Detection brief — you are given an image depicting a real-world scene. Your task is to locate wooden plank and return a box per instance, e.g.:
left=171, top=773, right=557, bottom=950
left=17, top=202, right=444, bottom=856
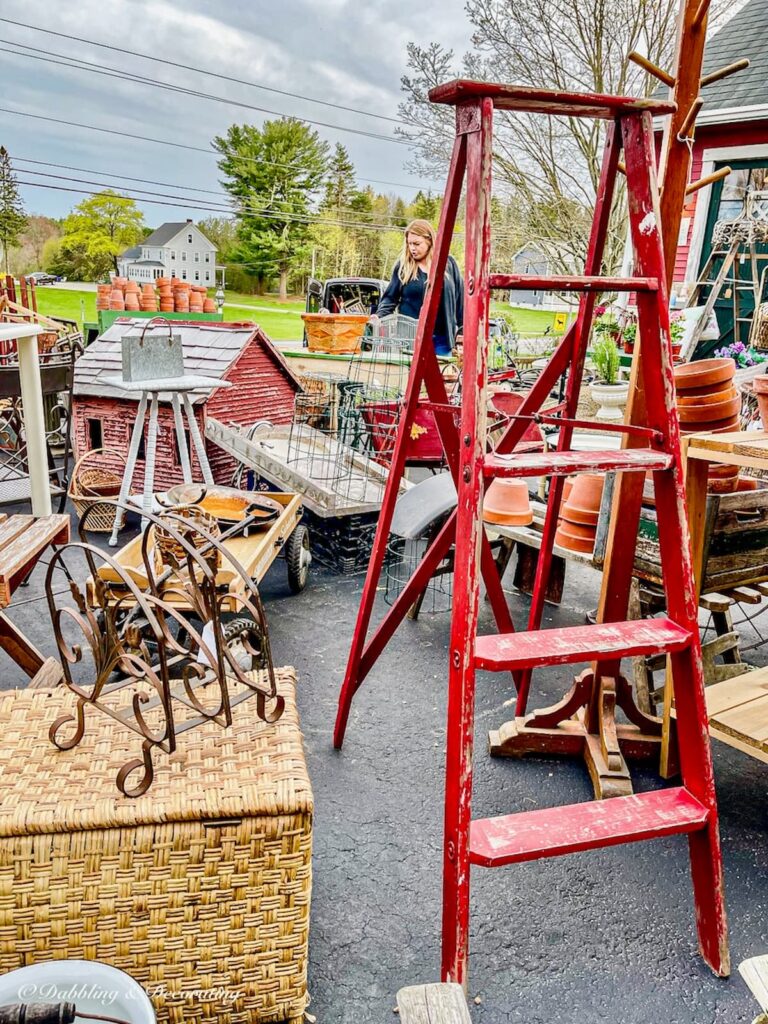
left=0, top=611, right=44, bottom=676
left=0, top=514, right=69, bottom=607
left=396, top=984, right=472, bottom=1024
left=740, top=956, right=768, bottom=1013
left=711, top=698, right=768, bottom=748
left=469, top=788, right=709, bottom=867
left=723, top=586, right=763, bottom=605
left=27, top=656, right=64, bottom=689
left=703, top=668, right=768, bottom=717
left=475, top=618, right=690, bottom=672
left=485, top=448, right=672, bottom=477
left=427, top=79, right=676, bottom=118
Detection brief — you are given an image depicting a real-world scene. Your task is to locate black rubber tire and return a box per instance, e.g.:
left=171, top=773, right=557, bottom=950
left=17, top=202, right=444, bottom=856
left=285, top=524, right=311, bottom=593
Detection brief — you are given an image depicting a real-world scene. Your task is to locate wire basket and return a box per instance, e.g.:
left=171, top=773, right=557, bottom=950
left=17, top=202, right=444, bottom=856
left=69, top=447, right=123, bottom=532
left=385, top=533, right=454, bottom=614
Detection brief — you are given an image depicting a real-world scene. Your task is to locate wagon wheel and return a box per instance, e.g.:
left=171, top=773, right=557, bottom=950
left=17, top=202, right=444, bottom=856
left=221, top=616, right=267, bottom=672
left=285, top=524, right=311, bottom=593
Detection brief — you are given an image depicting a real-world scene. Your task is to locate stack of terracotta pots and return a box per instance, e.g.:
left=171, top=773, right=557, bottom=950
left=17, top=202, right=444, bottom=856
left=753, top=374, right=768, bottom=427
left=109, top=286, right=125, bottom=310
left=174, top=284, right=190, bottom=313
left=482, top=479, right=533, bottom=527
left=96, top=283, right=112, bottom=311
left=189, top=286, right=204, bottom=313
left=674, top=357, right=739, bottom=494
left=203, top=297, right=217, bottom=313
left=140, top=283, right=158, bottom=312
left=124, top=280, right=141, bottom=311
left=555, top=473, right=603, bottom=553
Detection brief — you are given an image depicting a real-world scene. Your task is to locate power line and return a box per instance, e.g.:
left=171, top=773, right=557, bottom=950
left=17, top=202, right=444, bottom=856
left=0, top=42, right=414, bottom=148
left=16, top=166, right=426, bottom=231
left=1, top=110, right=443, bottom=193
left=14, top=177, right=423, bottom=233
left=0, top=16, right=404, bottom=127
left=14, top=154, right=442, bottom=197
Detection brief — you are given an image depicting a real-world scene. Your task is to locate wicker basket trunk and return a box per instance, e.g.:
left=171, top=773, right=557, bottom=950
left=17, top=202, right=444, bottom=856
left=0, top=668, right=311, bottom=1024
left=301, top=313, right=368, bottom=353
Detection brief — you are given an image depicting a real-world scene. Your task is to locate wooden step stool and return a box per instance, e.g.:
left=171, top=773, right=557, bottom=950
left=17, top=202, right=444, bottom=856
left=0, top=667, right=311, bottom=1024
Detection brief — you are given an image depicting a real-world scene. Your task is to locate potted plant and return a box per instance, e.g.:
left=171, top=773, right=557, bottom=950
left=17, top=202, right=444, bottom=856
left=590, top=334, right=629, bottom=420
left=670, top=314, right=685, bottom=360
left=621, top=322, right=637, bottom=354
left=593, top=308, right=621, bottom=343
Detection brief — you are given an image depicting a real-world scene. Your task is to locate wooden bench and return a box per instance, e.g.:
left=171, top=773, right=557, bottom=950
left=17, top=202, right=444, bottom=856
left=0, top=514, right=69, bottom=680
left=700, top=666, right=768, bottom=764
left=397, top=983, right=472, bottom=1023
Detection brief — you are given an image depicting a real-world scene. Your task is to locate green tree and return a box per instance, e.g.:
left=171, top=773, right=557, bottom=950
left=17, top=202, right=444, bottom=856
left=0, top=148, right=27, bottom=275
left=410, top=190, right=440, bottom=222
left=59, top=191, right=145, bottom=280
left=322, top=144, right=357, bottom=213
left=214, top=118, right=329, bottom=299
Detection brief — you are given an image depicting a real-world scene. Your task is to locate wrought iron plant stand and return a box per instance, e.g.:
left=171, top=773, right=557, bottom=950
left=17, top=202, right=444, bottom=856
left=44, top=498, right=284, bottom=797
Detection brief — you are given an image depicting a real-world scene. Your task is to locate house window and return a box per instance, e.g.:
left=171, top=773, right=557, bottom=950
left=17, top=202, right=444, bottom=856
left=187, top=233, right=193, bottom=244
left=194, top=271, right=199, bottom=281
left=181, top=252, right=186, bottom=262
left=182, top=269, right=187, bottom=280
left=204, top=253, right=210, bottom=263
left=204, top=271, right=210, bottom=282
left=194, top=252, right=199, bottom=262
left=87, top=418, right=102, bottom=449
left=171, top=250, right=176, bottom=260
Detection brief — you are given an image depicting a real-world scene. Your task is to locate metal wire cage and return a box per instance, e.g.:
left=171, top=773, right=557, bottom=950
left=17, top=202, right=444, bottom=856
left=384, top=532, right=454, bottom=615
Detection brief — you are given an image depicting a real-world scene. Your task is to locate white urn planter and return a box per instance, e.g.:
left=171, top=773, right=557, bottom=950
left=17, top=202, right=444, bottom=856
left=590, top=380, right=630, bottom=421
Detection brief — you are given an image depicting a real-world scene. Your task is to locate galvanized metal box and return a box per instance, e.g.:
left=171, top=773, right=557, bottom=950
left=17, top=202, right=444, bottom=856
left=121, top=326, right=184, bottom=382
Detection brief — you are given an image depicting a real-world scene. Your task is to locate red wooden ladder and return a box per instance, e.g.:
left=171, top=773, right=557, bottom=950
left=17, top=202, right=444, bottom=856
left=334, top=79, right=729, bottom=985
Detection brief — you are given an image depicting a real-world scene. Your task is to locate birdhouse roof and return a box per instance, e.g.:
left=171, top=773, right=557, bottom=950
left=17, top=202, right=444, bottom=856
left=73, top=319, right=302, bottom=404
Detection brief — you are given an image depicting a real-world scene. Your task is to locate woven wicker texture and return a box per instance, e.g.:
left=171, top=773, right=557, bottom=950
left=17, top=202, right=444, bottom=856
left=0, top=667, right=311, bottom=1024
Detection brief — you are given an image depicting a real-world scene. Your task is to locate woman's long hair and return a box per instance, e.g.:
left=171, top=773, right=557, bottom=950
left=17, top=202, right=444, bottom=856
left=397, top=219, right=436, bottom=284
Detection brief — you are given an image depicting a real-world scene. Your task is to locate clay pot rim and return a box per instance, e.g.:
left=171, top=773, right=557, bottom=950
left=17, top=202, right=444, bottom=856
left=674, top=358, right=735, bottom=390
left=555, top=519, right=596, bottom=540
left=483, top=509, right=534, bottom=526
left=561, top=502, right=599, bottom=526
left=677, top=396, right=741, bottom=423
left=677, top=386, right=737, bottom=407
left=554, top=525, right=595, bottom=553
left=752, top=375, right=768, bottom=393
left=675, top=378, right=733, bottom=398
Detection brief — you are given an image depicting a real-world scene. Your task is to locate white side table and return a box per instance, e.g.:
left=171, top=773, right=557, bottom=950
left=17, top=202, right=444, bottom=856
left=0, top=322, right=50, bottom=516
left=104, top=374, right=231, bottom=545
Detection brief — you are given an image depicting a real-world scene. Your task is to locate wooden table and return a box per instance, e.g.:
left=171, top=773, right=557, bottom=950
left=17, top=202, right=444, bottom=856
left=667, top=430, right=768, bottom=765
left=0, top=514, right=69, bottom=680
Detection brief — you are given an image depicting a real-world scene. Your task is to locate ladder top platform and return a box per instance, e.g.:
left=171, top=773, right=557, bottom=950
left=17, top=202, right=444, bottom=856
left=428, top=80, right=677, bottom=119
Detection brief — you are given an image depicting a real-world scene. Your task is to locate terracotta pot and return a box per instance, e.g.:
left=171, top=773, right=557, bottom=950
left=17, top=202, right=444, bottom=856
left=203, top=298, right=216, bottom=313
left=554, top=520, right=596, bottom=553
left=677, top=385, right=737, bottom=408
left=124, top=295, right=140, bottom=311
left=674, top=377, right=734, bottom=399
left=483, top=479, right=533, bottom=526
left=681, top=413, right=740, bottom=434
left=677, top=393, right=741, bottom=424
left=736, top=476, right=758, bottom=491
left=109, top=289, right=125, bottom=310
left=140, top=299, right=158, bottom=312
left=125, top=280, right=140, bottom=293
left=707, top=463, right=739, bottom=480
left=674, top=358, right=735, bottom=391
left=159, top=299, right=174, bottom=312
left=753, top=375, right=768, bottom=426
left=707, top=476, right=739, bottom=494
left=562, top=473, right=604, bottom=526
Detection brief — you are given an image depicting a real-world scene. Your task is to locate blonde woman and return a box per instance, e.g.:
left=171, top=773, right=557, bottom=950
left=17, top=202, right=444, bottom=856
left=373, top=219, right=463, bottom=356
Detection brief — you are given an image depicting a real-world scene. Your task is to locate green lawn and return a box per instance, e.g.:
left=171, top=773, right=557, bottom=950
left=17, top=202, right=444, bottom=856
left=34, top=286, right=571, bottom=343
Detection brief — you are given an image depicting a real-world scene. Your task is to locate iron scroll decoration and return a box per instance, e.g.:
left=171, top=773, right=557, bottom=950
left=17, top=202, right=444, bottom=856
left=45, top=499, right=284, bottom=797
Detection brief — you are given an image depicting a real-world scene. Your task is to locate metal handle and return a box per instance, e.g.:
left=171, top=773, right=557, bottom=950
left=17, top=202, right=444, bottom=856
left=138, top=316, right=174, bottom=349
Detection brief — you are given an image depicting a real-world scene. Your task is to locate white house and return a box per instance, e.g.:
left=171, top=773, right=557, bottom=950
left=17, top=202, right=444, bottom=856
left=117, top=219, right=217, bottom=285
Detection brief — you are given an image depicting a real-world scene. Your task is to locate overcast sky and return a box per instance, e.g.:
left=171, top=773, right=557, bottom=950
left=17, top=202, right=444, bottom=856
left=0, top=0, right=474, bottom=226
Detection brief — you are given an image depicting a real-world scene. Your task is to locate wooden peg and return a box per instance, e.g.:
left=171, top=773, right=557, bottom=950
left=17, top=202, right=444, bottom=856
left=694, top=0, right=712, bottom=26
left=628, top=51, right=675, bottom=87
left=686, top=165, right=731, bottom=195
left=701, top=58, right=750, bottom=88
left=677, top=97, right=704, bottom=141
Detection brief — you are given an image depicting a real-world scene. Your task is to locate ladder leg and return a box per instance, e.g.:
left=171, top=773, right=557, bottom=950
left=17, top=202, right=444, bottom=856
left=334, top=131, right=468, bottom=749
left=109, top=390, right=148, bottom=546
left=620, top=111, right=728, bottom=972
left=442, top=97, right=493, bottom=986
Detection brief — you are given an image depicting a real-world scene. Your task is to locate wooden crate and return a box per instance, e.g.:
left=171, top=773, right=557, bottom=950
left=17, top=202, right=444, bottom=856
left=634, top=486, right=768, bottom=591
left=0, top=668, right=311, bottom=1024
left=301, top=313, right=367, bottom=353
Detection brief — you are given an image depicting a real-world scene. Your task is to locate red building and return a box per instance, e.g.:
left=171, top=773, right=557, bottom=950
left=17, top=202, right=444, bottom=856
left=659, top=0, right=768, bottom=328
left=73, top=320, right=302, bottom=490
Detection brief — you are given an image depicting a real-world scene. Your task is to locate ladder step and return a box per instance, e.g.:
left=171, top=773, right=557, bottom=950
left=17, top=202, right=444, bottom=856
left=474, top=617, right=690, bottom=672
left=469, top=788, right=710, bottom=867
left=489, top=274, right=658, bottom=293
left=484, top=448, right=673, bottom=478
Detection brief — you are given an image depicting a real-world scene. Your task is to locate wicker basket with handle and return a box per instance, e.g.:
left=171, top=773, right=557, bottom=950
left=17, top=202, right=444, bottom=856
left=0, top=667, right=312, bottom=1024
left=301, top=313, right=368, bottom=353
left=68, top=447, right=123, bottom=531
